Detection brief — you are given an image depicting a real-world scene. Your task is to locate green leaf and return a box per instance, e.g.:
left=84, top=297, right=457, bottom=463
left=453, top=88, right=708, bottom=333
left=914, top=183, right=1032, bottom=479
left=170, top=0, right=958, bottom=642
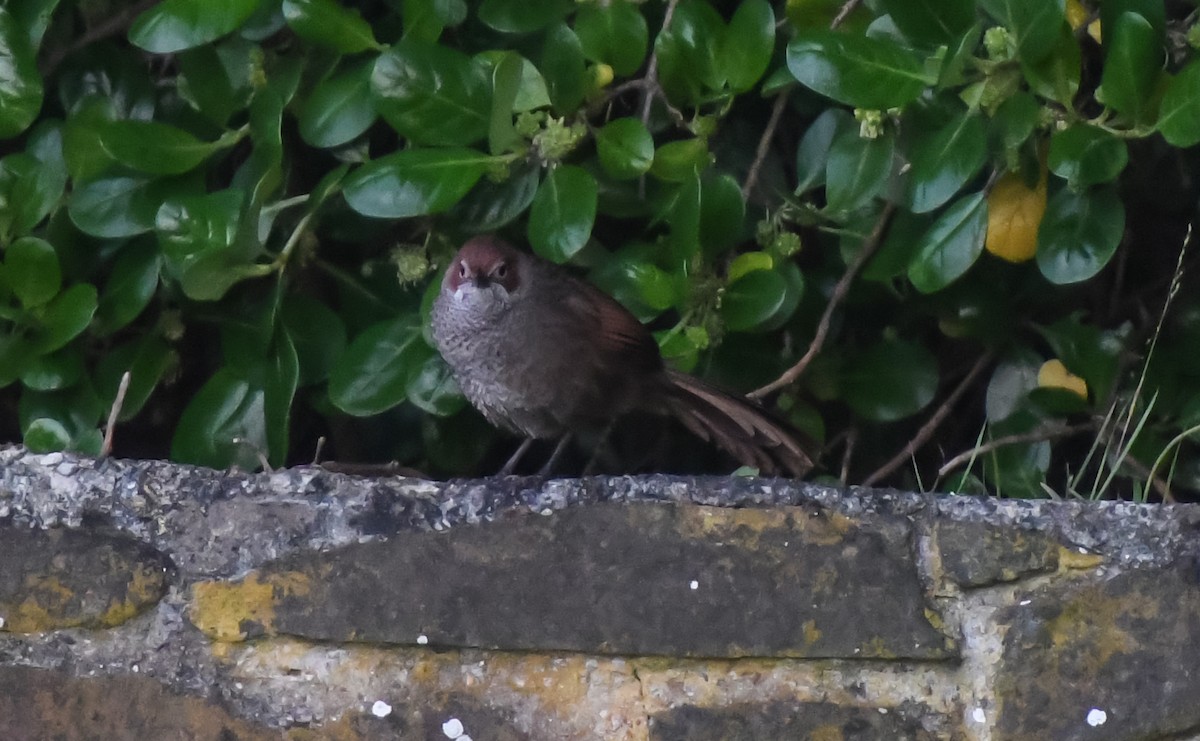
left=993, top=91, right=1040, bottom=151
left=96, top=337, right=173, bottom=422
left=824, top=128, right=894, bottom=212
left=263, top=328, right=299, bottom=468
left=651, top=139, right=710, bottom=182
left=281, top=296, right=347, bottom=386
left=98, top=120, right=225, bottom=175
left=130, top=0, right=262, bottom=53
left=795, top=109, right=851, bottom=194
left=879, top=0, right=975, bottom=46
left=575, top=0, right=648, bottom=76
left=722, top=0, right=774, bottom=92
left=63, top=101, right=119, bottom=183
left=595, top=118, right=654, bottom=180
left=156, top=189, right=242, bottom=275
left=96, top=240, right=161, bottom=335
left=655, top=0, right=726, bottom=104
left=699, top=174, right=746, bottom=257
left=842, top=338, right=939, bottom=422
left=171, top=368, right=267, bottom=469
left=479, top=0, right=570, bottom=33
left=450, top=163, right=540, bottom=231
left=488, top=52, right=523, bottom=155
left=1158, top=60, right=1200, bottom=148
left=907, top=192, right=987, bottom=293
left=721, top=269, right=788, bottom=332
left=979, top=0, right=1065, bottom=62
left=1048, top=124, right=1128, bottom=188
left=68, top=176, right=164, bottom=238
left=30, top=284, right=98, bottom=354
left=9, top=0, right=62, bottom=48
left=904, top=110, right=987, bottom=213
left=786, top=31, right=931, bottom=109
left=1098, top=11, right=1162, bottom=123
left=371, top=40, right=491, bottom=146
left=540, top=23, right=587, bottom=114
left=1036, top=186, right=1124, bottom=285
left=24, top=417, right=71, bottom=453
left=406, top=352, right=465, bottom=416
left=1020, top=24, right=1080, bottom=105
left=343, top=148, right=491, bottom=218
left=178, top=44, right=249, bottom=127
left=402, top=0, right=467, bottom=41
left=299, top=60, right=378, bottom=148
left=0, top=9, right=43, bottom=138
left=6, top=237, right=60, bottom=308
left=20, top=348, right=84, bottom=391
left=328, top=317, right=426, bottom=416
left=528, top=165, right=597, bottom=263
left=282, top=0, right=379, bottom=53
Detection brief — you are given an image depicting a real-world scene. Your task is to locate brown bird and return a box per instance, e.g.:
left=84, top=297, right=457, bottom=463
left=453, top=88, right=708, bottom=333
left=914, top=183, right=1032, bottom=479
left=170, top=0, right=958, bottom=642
left=429, top=235, right=814, bottom=477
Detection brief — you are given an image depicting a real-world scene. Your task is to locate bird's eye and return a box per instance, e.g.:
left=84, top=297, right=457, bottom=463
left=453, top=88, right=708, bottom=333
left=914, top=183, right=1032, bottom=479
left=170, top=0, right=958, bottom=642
left=458, top=263, right=467, bottom=278
left=494, top=262, right=508, bottom=279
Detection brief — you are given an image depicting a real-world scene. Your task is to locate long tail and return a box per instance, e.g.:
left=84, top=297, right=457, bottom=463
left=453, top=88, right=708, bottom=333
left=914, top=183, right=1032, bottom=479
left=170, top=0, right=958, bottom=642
left=663, top=369, right=815, bottom=478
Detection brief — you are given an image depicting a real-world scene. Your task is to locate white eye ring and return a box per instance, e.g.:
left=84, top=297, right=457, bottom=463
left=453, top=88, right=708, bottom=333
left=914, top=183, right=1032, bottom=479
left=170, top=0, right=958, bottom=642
left=494, top=263, right=508, bottom=279
left=458, top=263, right=467, bottom=278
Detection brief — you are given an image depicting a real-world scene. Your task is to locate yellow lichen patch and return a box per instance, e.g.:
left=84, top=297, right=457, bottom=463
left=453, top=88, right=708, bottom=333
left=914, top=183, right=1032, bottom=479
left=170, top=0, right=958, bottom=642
left=96, top=561, right=168, bottom=628
left=802, top=619, right=822, bottom=647
left=1037, top=359, right=1089, bottom=400
left=190, top=570, right=315, bottom=642
left=811, top=725, right=847, bottom=741
left=1058, top=547, right=1105, bottom=570
left=675, top=504, right=850, bottom=550
left=1065, top=0, right=1102, bottom=42
left=1, top=575, right=77, bottom=632
left=985, top=167, right=1047, bottom=263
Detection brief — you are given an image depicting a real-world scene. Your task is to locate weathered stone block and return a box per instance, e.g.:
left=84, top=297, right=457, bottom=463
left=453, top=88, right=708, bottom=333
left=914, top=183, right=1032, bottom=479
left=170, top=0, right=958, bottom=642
left=935, top=521, right=1060, bottom=588
left=0, top=527, right=171, bottom=632
left=650, top=700, right=941, bottom=740
left=189, top=502, right=955, bottom=659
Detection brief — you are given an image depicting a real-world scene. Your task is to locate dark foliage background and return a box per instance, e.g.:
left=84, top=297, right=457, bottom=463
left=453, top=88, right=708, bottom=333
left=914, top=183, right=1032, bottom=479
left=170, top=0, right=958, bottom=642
left=1, top=0, right=1198, bottom=499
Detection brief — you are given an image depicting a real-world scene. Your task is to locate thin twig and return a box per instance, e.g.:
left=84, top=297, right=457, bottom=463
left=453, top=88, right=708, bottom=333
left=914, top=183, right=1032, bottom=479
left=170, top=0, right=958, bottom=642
left=101, top=371, right=132, bottom=458
left=41, top=0, right=160, bottom=78
left=740, top=0, right=862, bottom=202
left=839, top=427, right=857, bottom=485
left=935, top=422, right=1095, bottom=483
left=741, top=88, right=791, bottom=202
left=639, top=0, right=684, bottom=128
left=863, top=352, right=995, bottom=487
left=749, top=202, right=897, bottom=399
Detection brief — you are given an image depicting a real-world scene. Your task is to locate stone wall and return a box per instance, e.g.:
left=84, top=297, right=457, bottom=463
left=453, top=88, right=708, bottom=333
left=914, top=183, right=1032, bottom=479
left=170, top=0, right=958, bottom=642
left=1, top=446, right=1198, bottom=740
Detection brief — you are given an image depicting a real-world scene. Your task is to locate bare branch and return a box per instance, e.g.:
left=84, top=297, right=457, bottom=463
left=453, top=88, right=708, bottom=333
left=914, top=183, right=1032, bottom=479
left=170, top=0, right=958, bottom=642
left=101, top=371, right=132, bottom=458
left=935, top=422, right=1096, bottom=484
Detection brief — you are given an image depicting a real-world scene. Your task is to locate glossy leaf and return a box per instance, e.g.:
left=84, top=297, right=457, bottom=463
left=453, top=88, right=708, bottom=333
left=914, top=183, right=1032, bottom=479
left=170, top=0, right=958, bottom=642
left=1036, top=186, right=1124, bottom=284
left=1021, top=24, right=1081, bottom=105
left=281, top=296, right=347, bottom=386
left=1048, top=125, right=1128, bottom=188
left=540, top=23, right=587, bottom=114
left=795, top=109, right=850, bottom=194
left=21, top=348, right=84, bottom=391
left=488, top=52, right=523, bottom=155
left=722, top=0, right=775, bottom=92
left=282, top=0, right=379, bottom=53
left=328, top=317, right=426, bottom=416
left=6, top=237, right=60, bottom=308
left=406, top=352, right=465, bottom=416
left=30, top=284, right=98, bottom=354
left=529, top=165, right=597, bottom=263
left=479, top=0, right=570, bottom=33
left=904, top=111, right=987, bottom=213
left=825, top=129, right=893, bottom=212
left=655, top=0, right=726, bottom=104
left=908, top=192, right=987, bottom=293
left=96, top=240, right=161, bottom=335
left=699, top=174, right=746, bottom=256
left=130, top=0, right=261, bottom=53
left=299, top=61, right=377, bottom=148
left=24, top=418, right=71, bottom=453
left=842, top=338, right=939, bottom=422
left=595, top=118, right=654, bottom=180
left=450, top=164, right=540, bottom=231
left=172, top=368, right=267, bottom=469
left=68, top=177, right=162, bottom=238
left=1098, top=12, right=1162, bottom=122
left=786, top=31, right=930, bottom=109
left=986, top=168, right=1047, bottom=263
left=0, top=9, right=43, bottom=138
left=722, top=269, right=788, bottom=331
left=575, top=0, right=648, bottom=76
left=156, top=189, right=242, bottom=275
left=1158, top=61, right=1200, bottom=148
left=651, top=139, right=710, bottom=182
left=371, top=40, right=491, bottom=146
left=98, top=120, right=223, bottom=175
left=343, top=148, right=491, bottom=219
left=879, top=0, right=975, bottom=46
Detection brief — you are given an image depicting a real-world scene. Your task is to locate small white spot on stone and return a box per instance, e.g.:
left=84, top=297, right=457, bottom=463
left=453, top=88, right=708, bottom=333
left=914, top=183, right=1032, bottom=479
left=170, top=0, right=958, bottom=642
left=131, top=664, right=139, bottom=673
left=1086, top=708, right=1107, bottom=726
left=459, top=736, right=473, bottom=741
left=877, top=707, right=888, bottom=714
left=0, top=616, right=6, bottom=629
left=417, top=634, right=429, bottom=645
left=1019, top=599, right=1032, bottom=606
left=689, top=580, right=699, bottom=590
left=442, top=717, right=464, bottom=738
left=372, top=700, right=392, bottom=718
left=972, top=707, right=986, bottom=723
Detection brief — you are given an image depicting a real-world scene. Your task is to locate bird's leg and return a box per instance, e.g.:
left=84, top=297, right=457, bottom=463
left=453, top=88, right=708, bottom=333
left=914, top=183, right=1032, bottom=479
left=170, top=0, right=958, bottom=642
left=537, top=433, right=574, bottom=476
left=499, top=437, right=535, bottom=476
left=581, top=421, right=618, bottom=476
